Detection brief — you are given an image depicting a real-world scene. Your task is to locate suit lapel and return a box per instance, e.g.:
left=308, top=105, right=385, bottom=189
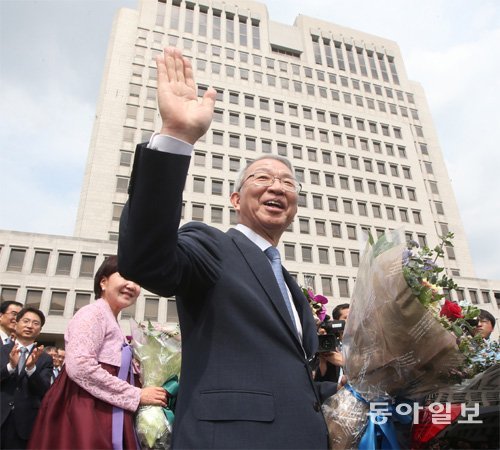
left=283, top=271, right=318, bottom=358
left=227, top=229, right=304, bottom=349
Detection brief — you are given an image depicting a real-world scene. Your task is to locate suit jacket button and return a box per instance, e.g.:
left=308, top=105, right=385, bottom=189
left=8, top=401, right=14, bottom=407
left=313, top=401, right=321, bottom=412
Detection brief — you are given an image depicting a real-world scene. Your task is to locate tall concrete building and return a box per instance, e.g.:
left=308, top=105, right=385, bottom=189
left=1, top=0, right=498, bottom=343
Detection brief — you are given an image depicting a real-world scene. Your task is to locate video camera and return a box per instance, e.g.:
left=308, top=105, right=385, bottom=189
left=317, top=320, right=345, bottom=353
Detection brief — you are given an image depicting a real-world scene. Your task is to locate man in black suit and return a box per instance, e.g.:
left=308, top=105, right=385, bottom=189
left=0, top=307, right=52, bottom=449
left=119, top=47, right=337, bottom=449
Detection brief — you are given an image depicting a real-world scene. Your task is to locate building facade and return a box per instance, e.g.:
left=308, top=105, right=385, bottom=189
left=1, top=0, right=499, bottom=343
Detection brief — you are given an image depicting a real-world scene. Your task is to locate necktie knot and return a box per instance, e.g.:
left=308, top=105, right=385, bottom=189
left=264, top=246, right=281, bottom=263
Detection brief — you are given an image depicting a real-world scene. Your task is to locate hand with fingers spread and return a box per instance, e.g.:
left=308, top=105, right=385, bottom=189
left=156, top=47, right=216, bottom=144
left=25, top=344, right=45, bottom=371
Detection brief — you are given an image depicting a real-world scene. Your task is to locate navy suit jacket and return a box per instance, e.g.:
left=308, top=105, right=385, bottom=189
left=0, top=343, right=53, bottom=441
left=119, top=145, right=336, bottom=449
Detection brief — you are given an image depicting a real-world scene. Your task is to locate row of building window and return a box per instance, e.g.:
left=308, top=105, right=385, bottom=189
left=132, top=38, right=415, bottom=109
left=4, top=248, right=97, bottom=277
left=155, top=0, right=261, bottom=50
left=0, top=286, right=179, bottom=323
left=151, top=2, right=403, bottom=90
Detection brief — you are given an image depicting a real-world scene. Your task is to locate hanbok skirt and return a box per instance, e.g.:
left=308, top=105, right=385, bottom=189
left=27, top=363, right=139, bottom=449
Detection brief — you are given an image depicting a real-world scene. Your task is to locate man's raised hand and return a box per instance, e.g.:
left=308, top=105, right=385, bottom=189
left=157, top=47, right=216, bottom=144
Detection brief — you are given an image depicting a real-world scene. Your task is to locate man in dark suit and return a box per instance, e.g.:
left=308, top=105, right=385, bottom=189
left=0, top=307, right=52, bottom=449
left=119, top=47, right=337, bottom=449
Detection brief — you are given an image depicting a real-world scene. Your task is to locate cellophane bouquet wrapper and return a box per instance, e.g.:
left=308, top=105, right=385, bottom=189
left=322, top=230, right=463, bottom=449
left=131, top=320, right=182, bottom=450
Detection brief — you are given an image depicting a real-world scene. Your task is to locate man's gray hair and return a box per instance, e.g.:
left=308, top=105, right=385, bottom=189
left=232, top=155, right=295, bottom=193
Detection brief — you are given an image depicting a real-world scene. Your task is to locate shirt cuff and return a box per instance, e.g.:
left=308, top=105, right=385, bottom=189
left=25, top=365, right=36, bottom=377
left=148, top=133, right=193, bottom=156
left=7, top=363, right=15, bottom=374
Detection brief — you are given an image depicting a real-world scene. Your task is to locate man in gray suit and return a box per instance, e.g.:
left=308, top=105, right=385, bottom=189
left=119, top=47, right=337, bottom=450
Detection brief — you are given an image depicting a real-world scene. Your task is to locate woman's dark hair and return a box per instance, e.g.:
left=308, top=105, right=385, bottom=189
left=93, top=255, right=118, bottom=299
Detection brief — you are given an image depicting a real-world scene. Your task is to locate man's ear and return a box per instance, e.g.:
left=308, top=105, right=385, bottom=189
left=230, top=191, right=241, bottom=210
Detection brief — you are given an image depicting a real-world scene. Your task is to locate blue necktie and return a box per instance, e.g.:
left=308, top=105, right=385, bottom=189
left=18, top=347, right=28, bottom=374
left=265, top=247, right=296, bottom=327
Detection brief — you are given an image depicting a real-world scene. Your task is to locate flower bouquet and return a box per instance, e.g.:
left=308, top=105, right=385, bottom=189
left=321, top=229, right=492, bottom=449
left=130, top=320, right=182, bottom=450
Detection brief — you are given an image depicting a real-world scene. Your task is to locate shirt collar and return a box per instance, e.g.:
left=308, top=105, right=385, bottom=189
left=234, top=224, right=273, bottom=251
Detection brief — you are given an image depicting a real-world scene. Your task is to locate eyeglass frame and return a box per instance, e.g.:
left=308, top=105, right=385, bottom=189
left=241, top=171, right=302, bottom=193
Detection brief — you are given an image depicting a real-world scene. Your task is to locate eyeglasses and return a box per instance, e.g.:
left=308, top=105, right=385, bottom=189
left=243, top=171, right=302, bottom=193
left=3, top=311, right=19, bottom=318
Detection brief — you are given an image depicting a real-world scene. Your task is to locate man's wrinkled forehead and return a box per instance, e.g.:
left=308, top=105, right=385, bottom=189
left=246, top=160, right=293, bottom=176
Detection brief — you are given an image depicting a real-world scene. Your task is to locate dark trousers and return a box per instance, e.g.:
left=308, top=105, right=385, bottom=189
left=1, top=412, right=28, bottom=450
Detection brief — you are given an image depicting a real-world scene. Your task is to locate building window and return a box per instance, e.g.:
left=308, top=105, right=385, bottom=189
left=193, top=177, right=205, bottom=194
left=354, top=179, right=364, bottom=192
left=331, top=222, right=342, bottom=238
left=211, top=206, right=223, bottom=223
left=335, top=250, right=345, bottom=266
left=358, top=202, right=368, bottom=216
left=144, top=297, right=159, bottom=321
left=302, top=246, right=313, bottom=263
left=381, top=183, right=391, bottom=196
left=80, top=255, right=96, bottom=278
left=325, top=174, right=335, bottom=187
left=56, top=253, right=73, bottom=276
left=116, top=177, right=129, bottom=193
left=372, top=204, right=382, bottom=218
left=49, top=291, right=66, bottom=316
left=310, top=171, right=320, bottom=185
left=368, top=181, right=377, bottom=194
left=321, top=277, right=333, bottom=296
left=74, top=292, right=91, bottom=313
left=31, top=251, right=50, bottom=274
left=343, top=200, right=353, bottom=214
left=284, top=243, right=296, bottom=261
left=0, top=287, right=18, bottom=302
left=229, top=157, right=240, bottom=172
left=328, top=197, right=338, bottom=212
left=120, top=151, right=133, bottom=167
left=312, top=195, right=323, bottom=209
left=297, top=193, right=307, bottom=208
left=192, top=204, right=204, bottom=221
left=403, top=188, right=415, bottom=202
left=346, top=224, right=357, bottom=240
left=315, top=220, right=326, bottom=236
left=212, top=154, right=223, bottom=169
left=299, top=218, right=310, bottom=234
left=386, top=206, right=395, bottom=220
left=25, top=289, right=42, bottom=309
left=481, top=291, right=491, bottom=303
left=412, top=210, right=422, bottom=224
left=318, top=248, right=329, bottom=264
left=340, top=176, right=349, bottom=190
left=350, top=251, right=360, bottom=267
left=338, top=279, right=350, bottom=297
left=211, top=179, right=223, bottom=196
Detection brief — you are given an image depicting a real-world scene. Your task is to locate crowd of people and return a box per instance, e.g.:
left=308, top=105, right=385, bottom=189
left=1, top=46, right=498, bottom=450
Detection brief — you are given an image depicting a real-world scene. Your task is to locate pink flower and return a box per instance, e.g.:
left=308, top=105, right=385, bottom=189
left=313, top=294, right=328, bottom=304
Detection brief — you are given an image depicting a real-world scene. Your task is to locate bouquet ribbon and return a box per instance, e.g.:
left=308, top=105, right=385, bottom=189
left=112, top=343, right=137, bottom=450
left=345, top=384, right=411, bottom=450
left=162, top=375, right=179, bottom=425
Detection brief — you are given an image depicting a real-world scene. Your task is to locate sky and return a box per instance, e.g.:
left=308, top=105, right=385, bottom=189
left=1, top=0, right=499, bottom=280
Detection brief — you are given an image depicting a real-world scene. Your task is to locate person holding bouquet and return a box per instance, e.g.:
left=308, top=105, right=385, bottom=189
left=119, top=47, right=338, bottom=450
left=27, top=255, right=167, bottom=449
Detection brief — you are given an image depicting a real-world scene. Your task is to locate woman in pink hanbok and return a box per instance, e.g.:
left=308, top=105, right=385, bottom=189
left=28, top=256, right=167, bottom=449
